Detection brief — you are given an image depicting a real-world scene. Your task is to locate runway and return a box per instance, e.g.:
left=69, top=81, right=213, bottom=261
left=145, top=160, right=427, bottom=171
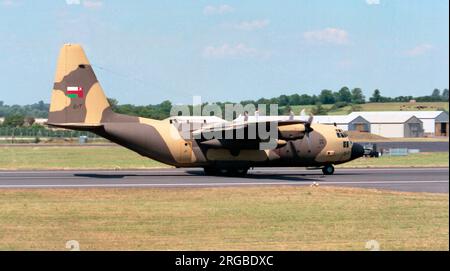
left=0, top=167, right=448, bottom=193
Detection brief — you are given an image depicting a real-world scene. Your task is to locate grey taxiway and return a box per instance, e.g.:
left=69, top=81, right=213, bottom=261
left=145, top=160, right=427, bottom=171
left=0, top=167, right=447, bottom=193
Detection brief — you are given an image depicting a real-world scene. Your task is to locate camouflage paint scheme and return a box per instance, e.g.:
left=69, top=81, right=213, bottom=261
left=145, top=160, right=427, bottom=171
left=48, top=44, right=363, bottom=172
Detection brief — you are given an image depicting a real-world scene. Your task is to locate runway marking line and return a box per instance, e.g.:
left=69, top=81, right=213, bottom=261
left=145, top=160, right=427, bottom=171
left=0, top=180, right=447, bottom=189
left=0, top=167, right=448, bottom=175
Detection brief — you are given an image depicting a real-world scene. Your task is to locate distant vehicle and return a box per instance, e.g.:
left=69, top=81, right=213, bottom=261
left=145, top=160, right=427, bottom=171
left=47, top=44, right=365, bottom=176
left=363, top=143, right=380, bottom=158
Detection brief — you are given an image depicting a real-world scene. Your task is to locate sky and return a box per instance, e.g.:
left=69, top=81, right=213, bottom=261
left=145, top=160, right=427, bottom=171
left=0, top=0, right=448, bottom=105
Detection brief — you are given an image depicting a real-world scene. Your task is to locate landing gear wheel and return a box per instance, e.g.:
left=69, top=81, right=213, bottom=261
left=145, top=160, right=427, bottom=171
left=322, top=164, right=335, bottom=175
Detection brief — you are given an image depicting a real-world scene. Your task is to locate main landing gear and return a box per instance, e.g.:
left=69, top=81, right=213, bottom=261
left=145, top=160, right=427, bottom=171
left=322, top=164, right=335, bottom=175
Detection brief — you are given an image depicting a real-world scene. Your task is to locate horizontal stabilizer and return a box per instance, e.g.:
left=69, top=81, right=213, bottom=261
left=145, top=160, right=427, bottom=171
left=47, top=122, right=104, bottom=131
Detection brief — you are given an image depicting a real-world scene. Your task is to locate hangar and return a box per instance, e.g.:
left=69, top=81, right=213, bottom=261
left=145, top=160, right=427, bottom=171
left=347, top=116, right=371, bottom=133
left=347, top=112, right=424, bottom=138
left=409, top=111, right=449, bottom=136
left=348, top=111, right=448, bottom=137
left=367, top=114, right=423, bottom=138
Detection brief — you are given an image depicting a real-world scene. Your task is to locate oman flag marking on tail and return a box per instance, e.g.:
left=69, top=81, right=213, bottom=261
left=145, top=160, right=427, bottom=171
left=66, top=86, right=84, bottom=98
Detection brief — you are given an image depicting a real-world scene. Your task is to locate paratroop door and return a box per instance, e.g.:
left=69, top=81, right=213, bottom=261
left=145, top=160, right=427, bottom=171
left=180, top=141, right=192, bottom=163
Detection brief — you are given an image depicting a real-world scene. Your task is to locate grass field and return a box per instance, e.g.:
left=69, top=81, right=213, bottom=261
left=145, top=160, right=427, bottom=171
left=351, top=137, right=449, bottom=142
left=0, top=146, right=448, bottom=170
left=0, top=146, right=166, bottom=170
left=287, top=102, right=449, bottom=115
left=339, top=152, right=449, bottom=168
left=0, top=137, right=110, bottom=145
left=0, top=186, right=447, bottom=250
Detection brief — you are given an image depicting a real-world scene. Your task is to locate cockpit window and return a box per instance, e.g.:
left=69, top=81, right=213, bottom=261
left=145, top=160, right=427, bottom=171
left=335, top=129, right=348, bottom=138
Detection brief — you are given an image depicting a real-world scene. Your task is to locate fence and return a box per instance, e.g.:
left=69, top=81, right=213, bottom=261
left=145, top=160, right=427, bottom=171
left=0, top=127, right=98, bottom=138
left=388, top=148, right=409, bottom=156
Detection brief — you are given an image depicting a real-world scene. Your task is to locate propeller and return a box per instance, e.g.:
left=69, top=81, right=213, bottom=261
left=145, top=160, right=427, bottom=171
left=305, top=113, right=314, bottom=134
left=300, top=109, right=306, bottom=117
left=304, top=113, right=314, bottom=151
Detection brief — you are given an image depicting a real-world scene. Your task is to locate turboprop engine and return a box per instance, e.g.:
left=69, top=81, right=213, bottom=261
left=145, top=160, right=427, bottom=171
left=277, top=124, right=307, bottom=140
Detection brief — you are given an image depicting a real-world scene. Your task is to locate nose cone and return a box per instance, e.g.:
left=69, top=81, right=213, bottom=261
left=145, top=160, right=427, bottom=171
left=351, top=143, right=364, bottom=160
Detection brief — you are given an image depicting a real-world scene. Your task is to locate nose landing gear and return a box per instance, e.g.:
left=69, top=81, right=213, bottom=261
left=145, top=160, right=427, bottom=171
left=322, top=164, right=335, bottom=175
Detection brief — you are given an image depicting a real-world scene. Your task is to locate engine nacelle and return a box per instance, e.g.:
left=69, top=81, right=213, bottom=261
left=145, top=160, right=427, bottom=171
left=278, top=124, right=306, bottom=140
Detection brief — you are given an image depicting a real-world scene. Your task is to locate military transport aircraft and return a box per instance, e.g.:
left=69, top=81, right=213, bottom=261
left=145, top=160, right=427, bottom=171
left=47, top=44, right=364, bottom=176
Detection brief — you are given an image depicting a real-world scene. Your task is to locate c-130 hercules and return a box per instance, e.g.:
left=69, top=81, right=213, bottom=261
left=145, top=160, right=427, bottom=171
left=48, top=44, right=364, bottom=176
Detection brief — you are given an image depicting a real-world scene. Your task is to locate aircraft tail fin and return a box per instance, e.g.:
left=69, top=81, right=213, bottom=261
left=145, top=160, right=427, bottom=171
left=48, top=44, right=112, bottom=127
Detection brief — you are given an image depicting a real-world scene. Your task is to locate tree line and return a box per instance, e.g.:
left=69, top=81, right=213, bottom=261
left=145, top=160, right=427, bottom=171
left=0, top=100, right=49, bottom=119
left=0, top=87, right=448, bottom=127
left=369, top=88, right=449, bottom=103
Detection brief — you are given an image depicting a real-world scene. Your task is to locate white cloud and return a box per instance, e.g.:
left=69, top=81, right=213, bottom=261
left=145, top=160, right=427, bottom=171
left=232, top=19, right=270, bottom=31
left=404, top=44, right=433, bottom=57
left=83, top=0, right=103, bottom=9
left=65, top=0, right=81, bottom=5
left=202, top=43, right=269, bottom=59
left=303, top=28, right=350, bottom=45
left=64, top=0, right=102, bottom=9
left=366, top=0, right=380, bottom=5
left=203, top=4, right=234, bottom=15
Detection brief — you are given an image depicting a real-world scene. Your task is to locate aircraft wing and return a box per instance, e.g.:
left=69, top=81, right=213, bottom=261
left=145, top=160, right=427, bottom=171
left=192, top=120, right=311, bottom=150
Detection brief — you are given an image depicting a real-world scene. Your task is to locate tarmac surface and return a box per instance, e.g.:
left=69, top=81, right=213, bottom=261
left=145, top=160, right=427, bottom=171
left=0, top=167, right=447, bottom=193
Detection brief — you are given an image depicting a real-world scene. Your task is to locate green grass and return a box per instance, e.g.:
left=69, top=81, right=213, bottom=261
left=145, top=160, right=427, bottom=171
left=357, top=102, right=448, bottom=112
left=339, top=152, right=449, bottom=168
left=0, top=146, right=167, bottom=170
left=0, top=146, right=447, bottom=170
left=0, top=186, right=447, bottom=250
left=286, top=102, right=449, bottom=115
left=0, top=137, right=111, bottom=144
left=353, top=137, right=449, bottom=142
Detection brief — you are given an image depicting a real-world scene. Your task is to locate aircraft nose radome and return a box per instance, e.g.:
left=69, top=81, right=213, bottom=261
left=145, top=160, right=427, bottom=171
left=351, top=143, right=364, bottom=160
